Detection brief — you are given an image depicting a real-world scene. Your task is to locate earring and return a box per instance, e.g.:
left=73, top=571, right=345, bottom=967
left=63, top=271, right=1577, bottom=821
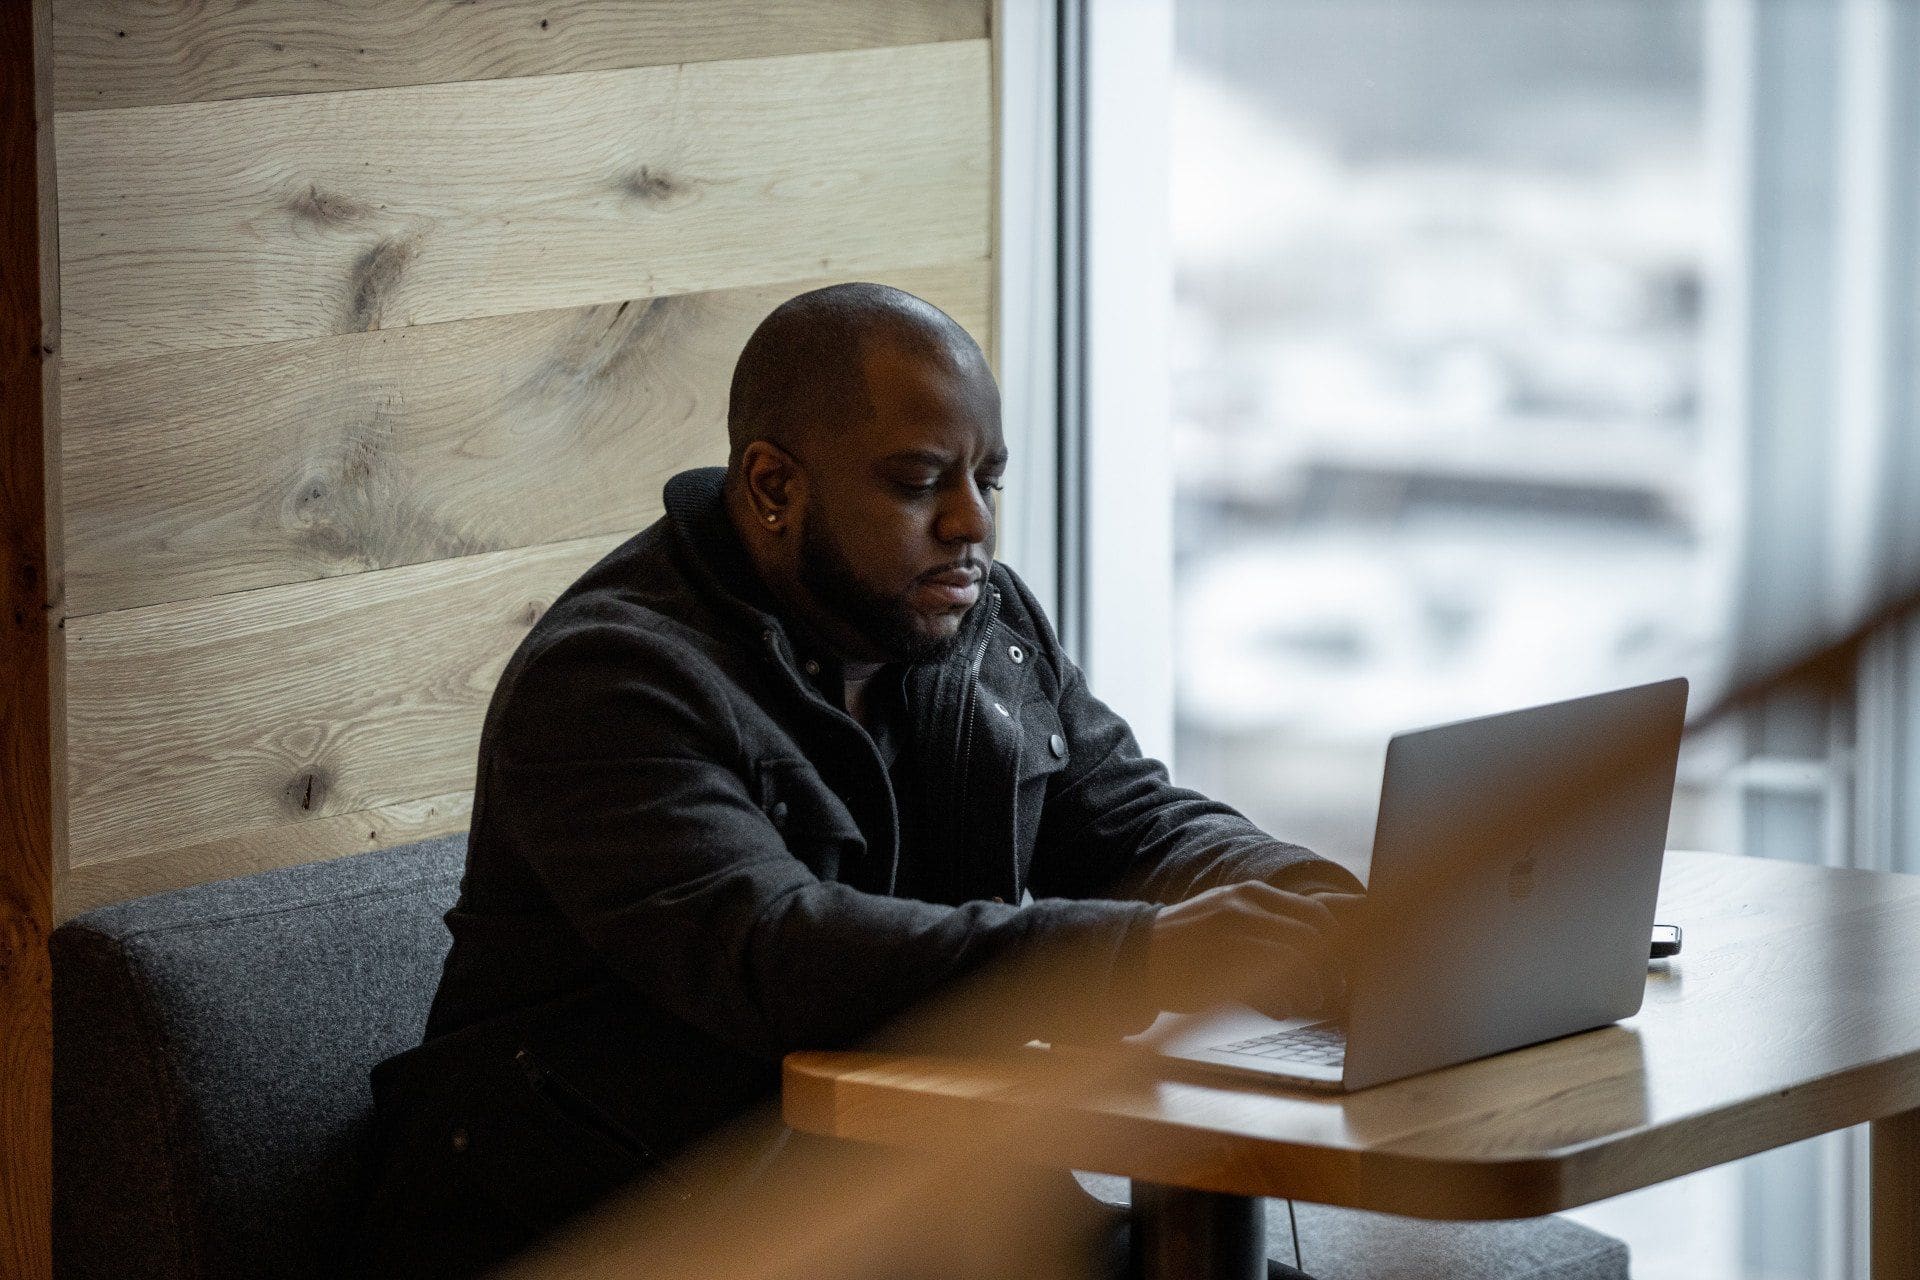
left=764, top=513, right=779, bottom=526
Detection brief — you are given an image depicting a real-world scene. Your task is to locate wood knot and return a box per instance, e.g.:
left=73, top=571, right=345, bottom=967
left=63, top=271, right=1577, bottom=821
left=0, top=912, right=46, bottom=984
left=347, top=237, right=418, bottom=331
left=519, top=600, right=547, bottom=627
left=283, top=768, right=333, bottom=814
left=618, top=165, right=682, bottom=204
left=286, top=183, right=369, bottom=228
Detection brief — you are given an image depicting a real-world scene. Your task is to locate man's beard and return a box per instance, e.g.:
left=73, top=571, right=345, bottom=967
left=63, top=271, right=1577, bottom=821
left=798, top=513, right=969, bottom=665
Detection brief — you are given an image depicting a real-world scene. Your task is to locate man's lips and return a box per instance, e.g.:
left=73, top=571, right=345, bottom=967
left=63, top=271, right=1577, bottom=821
left=916, top=565, right=983, bottom=608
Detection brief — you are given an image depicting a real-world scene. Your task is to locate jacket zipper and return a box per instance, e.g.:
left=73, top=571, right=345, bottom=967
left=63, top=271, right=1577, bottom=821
left=955, top=588, right=1002, bottom=890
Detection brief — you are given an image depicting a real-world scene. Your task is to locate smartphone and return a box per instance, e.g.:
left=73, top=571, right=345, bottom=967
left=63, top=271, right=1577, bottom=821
left=1650, top=924, right=1682, bottom=958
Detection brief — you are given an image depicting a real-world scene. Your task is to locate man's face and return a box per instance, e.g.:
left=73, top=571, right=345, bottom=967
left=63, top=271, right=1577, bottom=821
left=790, top=340, right=1006, bottom=664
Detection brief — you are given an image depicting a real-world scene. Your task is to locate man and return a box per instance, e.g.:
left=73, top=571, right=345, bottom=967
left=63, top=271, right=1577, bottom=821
left=361, top=283, right=1363, bottom=1280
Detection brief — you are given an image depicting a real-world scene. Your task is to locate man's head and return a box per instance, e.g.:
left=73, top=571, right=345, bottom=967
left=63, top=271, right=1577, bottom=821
left=725, top=283, right=1005, bottom=665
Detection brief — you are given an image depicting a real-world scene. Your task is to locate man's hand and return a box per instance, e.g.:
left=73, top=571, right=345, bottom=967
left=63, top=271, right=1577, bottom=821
left=1145, top=883, right=1362, bottom=1022
left=1308, top=889, right=1367, bottom=952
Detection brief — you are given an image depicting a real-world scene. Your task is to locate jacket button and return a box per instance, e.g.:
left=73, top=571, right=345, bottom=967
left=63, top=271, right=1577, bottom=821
left=991, top=896, right=1005, bottom=904
left=1009, top=644, right=1025, bottom=664
left=770, top=801, right=789, bottom=830
left=802, top=658, right=821, bottom=677
left=450, top=1127, right=469, bottom=1154
left=1049, top=733, right=1067, bottom=758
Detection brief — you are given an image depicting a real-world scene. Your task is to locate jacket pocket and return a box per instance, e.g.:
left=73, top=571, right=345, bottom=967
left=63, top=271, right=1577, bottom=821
left=514, top=1046, right=657, bottom=1166
left=1010, top=702, right=1073, bottom=890
left=453, top=1045, right=675, bottom=1240
left=753, top=757, right=867, bottom=881
left=1016, top=701, right=1073, bottom=786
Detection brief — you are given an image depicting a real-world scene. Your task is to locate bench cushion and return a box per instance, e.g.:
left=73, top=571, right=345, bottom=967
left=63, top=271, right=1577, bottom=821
left=52, top=835, right=467, bottom=1280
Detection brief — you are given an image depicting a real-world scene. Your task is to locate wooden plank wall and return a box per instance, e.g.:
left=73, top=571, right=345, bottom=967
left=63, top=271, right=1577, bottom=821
left=38, top=0, right=997, bottom=923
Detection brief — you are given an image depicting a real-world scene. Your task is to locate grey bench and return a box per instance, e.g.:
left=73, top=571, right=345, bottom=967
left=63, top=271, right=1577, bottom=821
left=51, top=835, right=1631, bottom=1279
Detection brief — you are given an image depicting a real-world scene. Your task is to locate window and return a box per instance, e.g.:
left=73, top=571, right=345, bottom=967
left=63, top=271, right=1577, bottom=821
left=1048, top=1, right=1920, bottom=1275
left=1169, top=1, right=1723, bottom=874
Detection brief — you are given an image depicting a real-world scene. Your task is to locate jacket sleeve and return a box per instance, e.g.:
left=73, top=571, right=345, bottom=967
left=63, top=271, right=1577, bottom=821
left=1008, top=578, right=1366, bottom=906
left=487, top=619, right=1161, bottom=1060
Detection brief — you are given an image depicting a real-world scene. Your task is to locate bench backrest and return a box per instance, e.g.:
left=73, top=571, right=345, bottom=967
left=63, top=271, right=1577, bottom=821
left=52, top=834, right=467, bottom=1280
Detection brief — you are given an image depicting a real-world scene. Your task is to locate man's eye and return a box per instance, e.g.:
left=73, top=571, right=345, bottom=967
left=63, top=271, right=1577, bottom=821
left=895, top=480, right=939, bottom=497
left=979, top=478, right=1006, bottom=493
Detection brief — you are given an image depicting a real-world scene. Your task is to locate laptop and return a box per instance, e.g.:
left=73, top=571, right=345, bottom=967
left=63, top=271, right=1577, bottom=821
left=1138, top=676, right=1689, bottom=1093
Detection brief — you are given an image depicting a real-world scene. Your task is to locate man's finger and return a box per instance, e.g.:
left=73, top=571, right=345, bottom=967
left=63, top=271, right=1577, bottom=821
left=1230, top=907, right=1349, bottom=1012
left=1308, top=891, right=1368, bottom=961
left=1229, top=900, right=1351, bottom=999
left=1234, top=942, right=1330, bottom=1021
left=1200, top=937, right=1334, bottom=1018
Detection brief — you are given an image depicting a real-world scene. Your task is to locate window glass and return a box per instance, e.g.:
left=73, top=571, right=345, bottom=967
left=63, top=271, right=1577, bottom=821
left=1171, top=0, right=1727, bottom=875
left=1152, top=2, right=1920, bottom=1271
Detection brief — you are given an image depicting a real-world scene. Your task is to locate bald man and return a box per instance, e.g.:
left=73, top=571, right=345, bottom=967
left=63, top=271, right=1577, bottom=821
left=361, top=284, right=1362, bottom=1280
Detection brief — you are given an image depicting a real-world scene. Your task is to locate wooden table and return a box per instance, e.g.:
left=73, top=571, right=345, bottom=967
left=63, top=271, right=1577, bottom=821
left=784, top=852, right=1920, bottom=1278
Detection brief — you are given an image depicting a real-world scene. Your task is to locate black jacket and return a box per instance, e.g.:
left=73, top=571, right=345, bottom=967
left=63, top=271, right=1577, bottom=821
left=362, top=467, right=1359, bottom=1276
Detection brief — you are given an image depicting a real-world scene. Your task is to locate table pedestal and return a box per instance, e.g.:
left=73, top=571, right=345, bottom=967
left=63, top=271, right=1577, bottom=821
left=1874, top=1106, right=1920, bottom=1280
left=1131, top=1181, right=1266, bottom=1280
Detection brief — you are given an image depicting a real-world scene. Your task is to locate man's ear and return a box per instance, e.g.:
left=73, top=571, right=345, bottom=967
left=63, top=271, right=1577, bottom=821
left=739, top=439, right=807, bottom=530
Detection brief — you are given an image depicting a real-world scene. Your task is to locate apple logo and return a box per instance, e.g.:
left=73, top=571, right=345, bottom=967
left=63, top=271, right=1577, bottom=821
left=1508, top=849, right=1537, bottom=901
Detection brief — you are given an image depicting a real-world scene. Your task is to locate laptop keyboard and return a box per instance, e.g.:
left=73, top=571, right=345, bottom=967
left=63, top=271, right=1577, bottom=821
left=1210, top=1022, right=1347, bottom=1066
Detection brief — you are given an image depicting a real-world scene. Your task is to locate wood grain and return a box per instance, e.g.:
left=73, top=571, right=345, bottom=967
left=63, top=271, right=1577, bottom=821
left=56, top=790, right=471, bottom=922
left=1, top=0, right=56, bottom=1272
left=54, top=0, right=988, bottom=112
left=62, top=533, right=624, bottom=871
left=60, top=262, right=989, bottom=616
left=785, top=852, right=1920, bottom=1220
left=54, top=40, right=992, bottom=365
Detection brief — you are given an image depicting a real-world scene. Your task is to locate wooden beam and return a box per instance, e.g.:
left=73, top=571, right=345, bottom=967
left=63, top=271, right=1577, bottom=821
left=0, top=0, right=57, bottom=1270
left=58, top=790, right=472, bottom=922
left=61, top=532, right=624, bottom=876
left=60, top=261, right=989, bottom=615
left=55, top=0, right=989, bottom=112
left=54, top=40, right=993, bottom=365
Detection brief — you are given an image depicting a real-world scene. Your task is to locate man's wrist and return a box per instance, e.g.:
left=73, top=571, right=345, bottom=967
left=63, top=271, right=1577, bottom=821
left=1111, top=904, right=1164, bottom=1036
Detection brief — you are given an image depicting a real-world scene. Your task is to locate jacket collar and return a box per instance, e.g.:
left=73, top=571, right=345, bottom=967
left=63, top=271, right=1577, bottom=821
left=662, top=467, right=867, bottom=688
left=662, top=467, right=783, bottom=630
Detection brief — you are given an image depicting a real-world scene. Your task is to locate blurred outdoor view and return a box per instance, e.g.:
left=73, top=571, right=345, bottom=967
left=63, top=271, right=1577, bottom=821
left=1171, top=0, right=1725, bottom=873
left=1166, top=3, right=1790, bottom=1276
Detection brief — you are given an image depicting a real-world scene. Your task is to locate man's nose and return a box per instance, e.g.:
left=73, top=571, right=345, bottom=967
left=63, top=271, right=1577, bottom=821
left=935, top=481, right=994, bottom=547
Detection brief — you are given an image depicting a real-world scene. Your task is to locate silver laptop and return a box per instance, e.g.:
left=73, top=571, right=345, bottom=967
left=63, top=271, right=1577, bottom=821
left=1141, top=676, right=1689, bottom=1093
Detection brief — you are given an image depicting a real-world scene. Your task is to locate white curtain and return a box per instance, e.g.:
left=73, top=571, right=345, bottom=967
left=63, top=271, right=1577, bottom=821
left=1715, top=0, right=1920, bottom=881
left=1710, top=3, right=1919, bottom=1276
